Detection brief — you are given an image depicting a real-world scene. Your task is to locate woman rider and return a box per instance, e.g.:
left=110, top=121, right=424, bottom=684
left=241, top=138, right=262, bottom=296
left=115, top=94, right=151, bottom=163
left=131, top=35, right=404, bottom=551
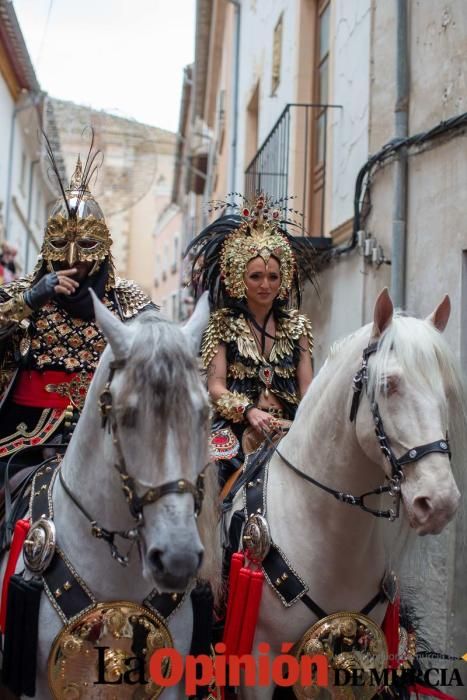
left=187, top=194, right=315, bottom=487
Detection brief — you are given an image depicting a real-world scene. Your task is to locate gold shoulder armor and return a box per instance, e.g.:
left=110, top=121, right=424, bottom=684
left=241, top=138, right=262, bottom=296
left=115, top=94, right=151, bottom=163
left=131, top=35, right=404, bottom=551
left=114, top=278, right=153, bottom=320
left=0, top=277, right=34, bottom=327
left=201, top=309, right=228, bottom=368
left=280, top=310, right=313, bottom=357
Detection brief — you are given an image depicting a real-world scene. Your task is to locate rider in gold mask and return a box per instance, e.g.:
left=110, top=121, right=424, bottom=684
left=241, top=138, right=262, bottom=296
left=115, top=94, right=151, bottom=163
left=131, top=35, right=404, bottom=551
left=0, top=143, right=154, bottom=480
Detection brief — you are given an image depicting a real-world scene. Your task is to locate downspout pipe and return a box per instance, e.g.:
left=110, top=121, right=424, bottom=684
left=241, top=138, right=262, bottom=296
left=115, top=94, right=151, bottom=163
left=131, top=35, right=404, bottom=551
left=391, top=0, right=409, bottom=308
left=227, top=0, right=240, bottom=193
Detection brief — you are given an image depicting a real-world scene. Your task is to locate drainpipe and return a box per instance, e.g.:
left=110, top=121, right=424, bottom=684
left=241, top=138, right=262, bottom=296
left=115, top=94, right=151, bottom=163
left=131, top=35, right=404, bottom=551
left=391, top=0, right=409, bottom=308
left=227, top=0, right=241, bottom=193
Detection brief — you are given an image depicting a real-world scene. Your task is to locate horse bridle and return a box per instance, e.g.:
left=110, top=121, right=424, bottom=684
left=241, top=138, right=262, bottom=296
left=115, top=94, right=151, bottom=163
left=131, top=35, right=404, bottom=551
left=59, top=359, right=207, bottom=565
left=267, top=340, right=451, bottom=520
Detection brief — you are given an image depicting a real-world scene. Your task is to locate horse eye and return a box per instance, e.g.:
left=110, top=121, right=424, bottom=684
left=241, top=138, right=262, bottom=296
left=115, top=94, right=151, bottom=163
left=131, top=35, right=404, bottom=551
left=120, top=407, right=138, bottom=427
left=382, top=376, right=399, bottom=396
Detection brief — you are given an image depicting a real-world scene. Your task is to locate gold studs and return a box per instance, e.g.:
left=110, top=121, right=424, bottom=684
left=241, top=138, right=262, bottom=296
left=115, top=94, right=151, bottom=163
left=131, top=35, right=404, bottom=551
left=54, top=588, right=62, bottom=598
left=63, top=581, right=72, bottom=591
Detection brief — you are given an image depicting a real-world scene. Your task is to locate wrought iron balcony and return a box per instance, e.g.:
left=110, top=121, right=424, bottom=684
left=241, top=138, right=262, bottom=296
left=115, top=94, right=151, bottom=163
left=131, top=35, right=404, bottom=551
left=245, top=103, right=341, bottom=244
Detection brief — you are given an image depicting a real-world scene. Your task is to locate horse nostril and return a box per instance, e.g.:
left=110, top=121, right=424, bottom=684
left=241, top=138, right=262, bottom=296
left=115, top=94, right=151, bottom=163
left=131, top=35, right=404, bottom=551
left=148, top=549, right=164, bottom=573
left=412, top=496, right=432, bottom=520
left=197, top=550, right=204, bottom=569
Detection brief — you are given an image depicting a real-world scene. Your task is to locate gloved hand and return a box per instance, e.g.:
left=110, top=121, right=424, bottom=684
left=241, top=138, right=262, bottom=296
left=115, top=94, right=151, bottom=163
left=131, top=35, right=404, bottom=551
left=24, top=269, right=79, bottom=310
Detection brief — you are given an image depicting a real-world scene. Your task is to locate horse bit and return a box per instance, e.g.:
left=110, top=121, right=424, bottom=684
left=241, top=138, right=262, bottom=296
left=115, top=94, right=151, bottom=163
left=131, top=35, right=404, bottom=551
left=59, top=359, right=206, bottom=565
left=268, top=340, right=451, bottom=520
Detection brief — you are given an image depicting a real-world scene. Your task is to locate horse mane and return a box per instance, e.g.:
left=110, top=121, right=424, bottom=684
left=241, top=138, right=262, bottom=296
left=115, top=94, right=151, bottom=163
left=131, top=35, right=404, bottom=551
left=120, top=311, right=210, bottom=464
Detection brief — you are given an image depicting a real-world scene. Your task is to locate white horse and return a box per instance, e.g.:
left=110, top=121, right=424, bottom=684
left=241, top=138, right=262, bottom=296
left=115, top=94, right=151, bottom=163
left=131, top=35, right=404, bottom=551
left=221, top=290, right=465, bottom=699
left=1, top=292, right=218, bottom=699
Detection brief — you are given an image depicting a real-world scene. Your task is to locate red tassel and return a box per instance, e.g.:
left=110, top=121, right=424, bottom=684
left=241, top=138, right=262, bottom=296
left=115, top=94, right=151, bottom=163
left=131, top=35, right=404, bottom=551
left=224, top=552, right=244, bottom=633
left=237, top=570, right=264, bottom=655
left=0, top=518, right=30, bottom=632
left=223, top=568, right=252, bottom=655
left=408, top=684, right=459, bottom=700
left=382, top=595, right=400, bottom=669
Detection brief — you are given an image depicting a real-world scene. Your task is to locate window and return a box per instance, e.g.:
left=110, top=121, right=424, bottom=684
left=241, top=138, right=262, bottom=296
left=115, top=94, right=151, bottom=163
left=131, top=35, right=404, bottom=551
left=162, top=244, right=169, bottom=280
left=315, top=1, right=330, bottom=164
left=35, top=187, right=42, bottom=226
left=19, top=152, right=27, bottom=195
left=271, top=14, right=283, bottom=95
left=171, top=235, right=179, bottom=273
left=309, top=0, right=331, bottom=235
left=154, top=254, right=161, bottom=287
left=171, top=291, right=179, bottom=321
left=245, top=82, right=260, bottom=167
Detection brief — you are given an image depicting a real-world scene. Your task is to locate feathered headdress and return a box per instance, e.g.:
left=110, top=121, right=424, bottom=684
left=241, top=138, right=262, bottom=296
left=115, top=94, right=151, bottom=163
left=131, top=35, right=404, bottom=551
left=186, top=193, right=316, bottom=308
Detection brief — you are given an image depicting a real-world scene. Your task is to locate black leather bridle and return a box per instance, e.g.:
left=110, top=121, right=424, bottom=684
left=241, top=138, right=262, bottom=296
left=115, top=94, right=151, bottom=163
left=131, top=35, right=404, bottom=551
left=59, top=359, right=207, bottom=565
left=267, top=341, right=451, bottom=520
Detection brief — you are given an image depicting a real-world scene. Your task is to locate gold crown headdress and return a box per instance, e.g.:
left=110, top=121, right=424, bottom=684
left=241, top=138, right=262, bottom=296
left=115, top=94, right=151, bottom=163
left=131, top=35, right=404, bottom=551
left=219, top=194, right=295, bottom=299
left=187, top=193, right=315, bottom=307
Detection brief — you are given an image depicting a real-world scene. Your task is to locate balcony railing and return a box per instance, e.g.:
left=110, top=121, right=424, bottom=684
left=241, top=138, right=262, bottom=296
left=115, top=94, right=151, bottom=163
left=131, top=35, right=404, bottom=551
left=245, top=103, right=342, bottom=240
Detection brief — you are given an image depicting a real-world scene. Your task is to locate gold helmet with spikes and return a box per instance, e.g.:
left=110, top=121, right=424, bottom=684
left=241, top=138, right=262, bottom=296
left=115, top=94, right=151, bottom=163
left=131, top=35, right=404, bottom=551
left=41, top=155, right=114, bottom=282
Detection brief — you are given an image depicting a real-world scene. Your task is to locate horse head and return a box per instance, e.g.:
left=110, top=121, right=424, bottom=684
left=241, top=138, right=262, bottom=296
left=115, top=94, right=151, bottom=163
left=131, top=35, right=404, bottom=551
left=354, top=289, right=462, bottom=535
left=89, top=291, right=211, bottom=591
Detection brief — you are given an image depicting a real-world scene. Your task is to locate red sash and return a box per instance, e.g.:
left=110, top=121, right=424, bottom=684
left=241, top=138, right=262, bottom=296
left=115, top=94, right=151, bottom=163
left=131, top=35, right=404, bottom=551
left=12, top=370, right=90, bottom=409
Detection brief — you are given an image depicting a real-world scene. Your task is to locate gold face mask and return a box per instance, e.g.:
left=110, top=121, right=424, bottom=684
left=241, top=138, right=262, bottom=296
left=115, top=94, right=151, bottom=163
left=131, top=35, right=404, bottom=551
left=43, top=215, right=111, bottom=268
left=41, top=157, right=113, bottom=273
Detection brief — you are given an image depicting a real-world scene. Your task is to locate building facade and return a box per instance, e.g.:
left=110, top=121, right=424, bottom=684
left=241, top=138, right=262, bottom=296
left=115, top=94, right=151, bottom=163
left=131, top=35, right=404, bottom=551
left=184, top=0, right=466, bottom=684
left=47, top=97, right=177, bottom=302
left=0, top=0, right=55, bottom=275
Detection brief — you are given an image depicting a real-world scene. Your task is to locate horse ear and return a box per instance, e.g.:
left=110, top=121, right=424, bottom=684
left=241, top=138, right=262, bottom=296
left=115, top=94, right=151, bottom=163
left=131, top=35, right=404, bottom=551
left=426, top=294, right=450, bottom=332
left=372, top=287, right=394, bottom=337
left=89, top=289, right=131, bottom=360
left=181, top=291, right=211, bottom=353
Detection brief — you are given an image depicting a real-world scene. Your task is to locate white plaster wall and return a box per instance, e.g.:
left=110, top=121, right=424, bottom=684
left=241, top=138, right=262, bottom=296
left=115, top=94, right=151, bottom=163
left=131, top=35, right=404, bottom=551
left=235, top=0, right=300, bottom=188
left=0, top=76, right=14, bottom=217
left=330, top=0, right=371, bottom=229
left=302, top=255, right=364, bottom=372
left=365, top=2, right=467, bottom=678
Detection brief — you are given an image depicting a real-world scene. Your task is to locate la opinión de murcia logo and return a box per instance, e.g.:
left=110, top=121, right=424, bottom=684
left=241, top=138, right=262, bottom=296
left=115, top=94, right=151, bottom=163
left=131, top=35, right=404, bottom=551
left=92, top=643, right=466, bottom=694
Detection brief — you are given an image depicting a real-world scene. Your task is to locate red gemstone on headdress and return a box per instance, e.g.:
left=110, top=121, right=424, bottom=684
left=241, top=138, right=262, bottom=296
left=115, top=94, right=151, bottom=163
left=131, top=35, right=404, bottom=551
left=272, top=210, right=279, bottom=219
left=264, top=369, right=271, bottom=377
left=243, top=208, right=250, bottom=216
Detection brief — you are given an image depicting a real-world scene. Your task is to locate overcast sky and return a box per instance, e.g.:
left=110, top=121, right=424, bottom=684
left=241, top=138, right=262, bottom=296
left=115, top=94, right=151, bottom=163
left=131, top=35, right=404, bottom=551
left=13, top=0, right=196, bottom=133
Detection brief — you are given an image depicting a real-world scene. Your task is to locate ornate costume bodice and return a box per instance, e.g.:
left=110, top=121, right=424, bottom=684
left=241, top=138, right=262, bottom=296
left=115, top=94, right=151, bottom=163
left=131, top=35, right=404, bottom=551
left=201, top=308, right=313, bottom=418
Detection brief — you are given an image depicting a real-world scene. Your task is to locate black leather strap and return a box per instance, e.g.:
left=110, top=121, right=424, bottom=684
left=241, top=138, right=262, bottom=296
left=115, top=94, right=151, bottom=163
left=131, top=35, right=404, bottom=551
left=144, top=589, right=186, bottom=620
left=397, top=439, right=450, bottom=465
left=243, top=446, right=309, bottom=607
left=42, top=547, right=95, bottom=623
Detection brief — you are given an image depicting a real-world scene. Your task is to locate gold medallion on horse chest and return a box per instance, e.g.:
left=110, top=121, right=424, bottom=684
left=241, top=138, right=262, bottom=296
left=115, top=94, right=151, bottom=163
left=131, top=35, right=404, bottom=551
left=48, top=601, right=173, bottom=698
left=242, top=513, right=271, bottom=562
left=292, top=611, right=388, bottom=700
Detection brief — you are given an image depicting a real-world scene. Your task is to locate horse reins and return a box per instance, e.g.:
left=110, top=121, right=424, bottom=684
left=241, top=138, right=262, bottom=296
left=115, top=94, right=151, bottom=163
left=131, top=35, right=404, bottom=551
left=59, top=359, right=207, bottom=565
left=266, top=340, right=451, bottom=520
